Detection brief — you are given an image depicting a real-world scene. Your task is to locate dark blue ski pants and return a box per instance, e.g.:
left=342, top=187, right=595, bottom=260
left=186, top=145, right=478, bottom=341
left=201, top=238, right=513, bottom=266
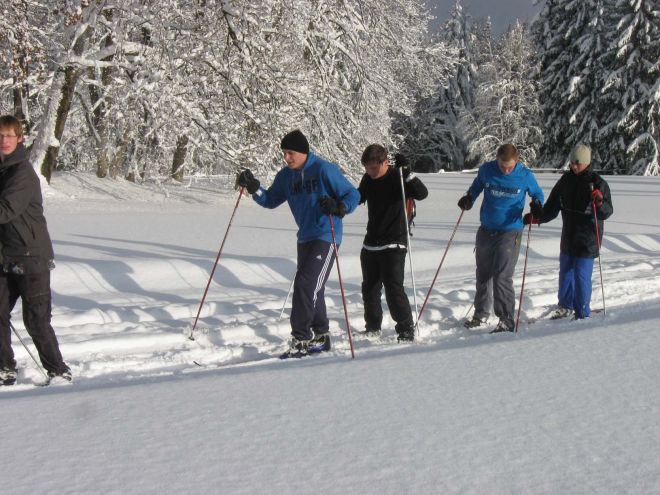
left=558, top=253, right=594, bottom=319
left=290, top=240, right=336, bottom=340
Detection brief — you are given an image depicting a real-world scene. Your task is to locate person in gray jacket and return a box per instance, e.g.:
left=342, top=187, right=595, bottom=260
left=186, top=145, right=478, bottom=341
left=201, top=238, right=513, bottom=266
left=0, top=115, right=70, bottom=386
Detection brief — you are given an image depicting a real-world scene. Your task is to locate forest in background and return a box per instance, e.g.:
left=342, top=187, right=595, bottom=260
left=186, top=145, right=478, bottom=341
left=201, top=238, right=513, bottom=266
left=0, top=0, right=657, bottom=182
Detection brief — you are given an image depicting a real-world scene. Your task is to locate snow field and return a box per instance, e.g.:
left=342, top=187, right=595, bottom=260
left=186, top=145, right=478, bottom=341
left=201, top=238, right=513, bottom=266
left=1, top=172, right=659, bottom=494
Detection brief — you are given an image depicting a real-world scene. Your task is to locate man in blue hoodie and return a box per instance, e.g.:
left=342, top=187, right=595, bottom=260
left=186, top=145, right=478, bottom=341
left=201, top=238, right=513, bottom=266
left=236, top=130, right=360, bottom=357
left=457, top=143, right=544, bottom=333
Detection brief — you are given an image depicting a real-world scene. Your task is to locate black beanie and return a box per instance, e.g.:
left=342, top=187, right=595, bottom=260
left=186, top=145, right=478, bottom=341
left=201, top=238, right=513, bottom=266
left=280, top=129, right=309, bottom=154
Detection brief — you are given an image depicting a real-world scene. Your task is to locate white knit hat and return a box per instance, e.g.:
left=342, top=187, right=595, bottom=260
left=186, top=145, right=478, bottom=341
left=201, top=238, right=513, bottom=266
left=570, top=144, right=591, bottom=165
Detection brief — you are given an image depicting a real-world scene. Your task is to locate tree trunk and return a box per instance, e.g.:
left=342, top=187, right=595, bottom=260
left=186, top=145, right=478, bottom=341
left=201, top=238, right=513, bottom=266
left=11, top=10, right=32, bottom=132
left=13, top=84, right=27, bottom=126
left=110, top=130, right=131, bottom=179
left=93, top=9, right=117, bottom=179
left=171, top=135, right=189, bottom=182
left=40, top=65, right=80, bottom=183
left=30, top=16, right=90, bottom=184
left=95, top=134, right=110, bottom=178
left=28, top=69, right=64, bottom=184
left=12, top=49, right=30, bottom=130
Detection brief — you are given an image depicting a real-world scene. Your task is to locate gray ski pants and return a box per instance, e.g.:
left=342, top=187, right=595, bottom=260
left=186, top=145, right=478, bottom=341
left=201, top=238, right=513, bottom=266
left=473, top=227, right=522, bottom=329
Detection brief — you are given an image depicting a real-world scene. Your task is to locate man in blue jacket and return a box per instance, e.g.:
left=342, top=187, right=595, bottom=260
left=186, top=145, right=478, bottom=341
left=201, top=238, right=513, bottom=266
left=237, top=130, right=360, bottom=357
left=457, top=143, right=544, bottom=333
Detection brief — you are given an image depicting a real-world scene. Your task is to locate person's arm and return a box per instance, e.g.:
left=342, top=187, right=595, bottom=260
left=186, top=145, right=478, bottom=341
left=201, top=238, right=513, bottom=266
left=0, top=165, right=34, bottom=224
left=403, top=172, right=428, bottom=201
left=527, top=170, right=545, bottom=205
left=357, top=174, right=368, bottom=205
left=466, top=171, right=484, bottom=201
left=592, top=178, right=613, bottom=220
left=326, top=164, right=360, bottom=214
left=253, top=172, right=287, bottom=209
left=539, top=180, right=562, bottom=224
left=458, top=170, right=484, bottom=211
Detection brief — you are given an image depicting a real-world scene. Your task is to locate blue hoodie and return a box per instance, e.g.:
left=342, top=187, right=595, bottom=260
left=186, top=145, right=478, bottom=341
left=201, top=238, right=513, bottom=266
left=467, top=160, right=544, bottom=232
left=253, top=152, right=360, bottom=244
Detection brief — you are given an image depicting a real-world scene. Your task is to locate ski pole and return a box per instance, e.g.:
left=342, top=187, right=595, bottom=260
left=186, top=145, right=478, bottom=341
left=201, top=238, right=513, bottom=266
left=398, top=168, right=419, bottom=331
left=189, top=186, right=245, bottom=340
left=515, top=221, right=533, bottom=333
left=9, top=322, right=49, bottom=381
left=462, top=302, right=474, bottom=321
left=329, top=214, right=355, bottom=359
left=590, top=185, right=606, bottom=316
left=278, top=277, right=295, bottom=320
left=417, top=209, right=465, bottom=326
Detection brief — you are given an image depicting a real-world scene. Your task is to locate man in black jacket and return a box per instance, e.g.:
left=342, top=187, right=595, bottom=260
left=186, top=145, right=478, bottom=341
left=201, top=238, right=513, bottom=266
left=525, top=143, right=613, bottom=319
left=358, top=144, right=428, bottom=342
left=0, top=115, right=70, bottom=385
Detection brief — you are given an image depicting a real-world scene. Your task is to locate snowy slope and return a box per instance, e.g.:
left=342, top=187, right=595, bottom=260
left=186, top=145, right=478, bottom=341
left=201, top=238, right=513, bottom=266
left=1, top=171, right=659, bottom=494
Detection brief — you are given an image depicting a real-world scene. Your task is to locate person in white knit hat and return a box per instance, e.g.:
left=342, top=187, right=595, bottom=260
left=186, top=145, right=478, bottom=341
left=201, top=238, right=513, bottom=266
left=526, top=143, right=614, bottom=319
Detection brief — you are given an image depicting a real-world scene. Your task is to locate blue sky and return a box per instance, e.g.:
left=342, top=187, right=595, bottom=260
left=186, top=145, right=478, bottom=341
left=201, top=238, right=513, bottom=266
left=428, top=0, right=545, bottom=33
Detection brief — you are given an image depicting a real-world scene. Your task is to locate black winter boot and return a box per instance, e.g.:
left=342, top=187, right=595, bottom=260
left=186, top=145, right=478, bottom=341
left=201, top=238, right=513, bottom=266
left=1, top=368, right=17, bottom=386
left=397, top=328, right=415, bottom=343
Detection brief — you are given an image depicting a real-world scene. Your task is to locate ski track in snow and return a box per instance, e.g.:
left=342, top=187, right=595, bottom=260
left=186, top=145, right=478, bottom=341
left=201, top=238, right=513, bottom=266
left=3, top=172, right=658, bottom=392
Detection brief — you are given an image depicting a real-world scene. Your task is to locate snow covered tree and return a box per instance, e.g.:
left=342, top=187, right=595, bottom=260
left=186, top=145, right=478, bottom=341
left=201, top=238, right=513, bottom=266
left=1, top=0, right=449, bottom=183
left=0, top=0, right=47, bottom=126
left=600, top=0, right=660, bottom=176
left=26, top=0, right=103, bottom=183
left=460, top=21, right=542, bottom=166
left=396, top=1, right=473, bottom=171
left=532, top=0, right=609, bottom=168
left=82, top=3, right=156, bottom=179
left=286, top=0, right=443, bottom=172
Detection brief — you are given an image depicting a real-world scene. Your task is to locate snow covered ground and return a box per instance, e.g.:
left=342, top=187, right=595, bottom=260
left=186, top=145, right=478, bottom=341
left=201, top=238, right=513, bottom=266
left=2, top=170, right=659, bottom=494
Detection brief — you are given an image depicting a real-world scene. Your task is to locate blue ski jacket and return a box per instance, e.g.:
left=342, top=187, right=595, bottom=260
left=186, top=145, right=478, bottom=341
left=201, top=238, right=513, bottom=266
left=467, top=160, right=544, bottom=232
left=252, top=152, right=360, bottom=245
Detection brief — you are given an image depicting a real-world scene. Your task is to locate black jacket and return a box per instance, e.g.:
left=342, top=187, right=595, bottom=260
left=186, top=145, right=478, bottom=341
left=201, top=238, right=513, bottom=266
left=0, top=144, right=55, bottom=272
left=540, top=168, right=613, bottom=258
left=358, top=168, right=428, bottom=247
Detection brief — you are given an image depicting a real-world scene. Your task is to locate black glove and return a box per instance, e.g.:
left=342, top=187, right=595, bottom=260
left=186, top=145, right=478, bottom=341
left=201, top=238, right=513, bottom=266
left=457, top=193, right=473, bottom=211
left=393, top=153, right=408, bottom=169
left=393, top=153, right=411, bottom=179
left=319, top=196, right=346, bottom=218
left=530, top=199, right=543, bottom=218
left=236, top=169, right=260, bottom=194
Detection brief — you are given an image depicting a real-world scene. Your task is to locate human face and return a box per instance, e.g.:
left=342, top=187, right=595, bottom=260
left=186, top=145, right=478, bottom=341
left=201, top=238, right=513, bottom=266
left=0, top=127, right=22, bottom=158
left=497, top=158, right=517, bottom=175
left=282, top=149, right=307, bottom=170
left=569, top=161, right=589, bottom=175
left=363, top=159, right=389, bottom=179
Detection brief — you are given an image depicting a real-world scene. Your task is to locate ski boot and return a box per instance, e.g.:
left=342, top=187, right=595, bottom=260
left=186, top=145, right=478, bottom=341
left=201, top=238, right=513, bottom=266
left=464, top=315, right=487, bottom=329
left=280, top=338, right=310, bottom=359
left=490, top=320, right=514, bottom=334
left=309, top=332, right=331, bottom=353
left=550, top=307, right=573, bottom=320
left=0, top=368, right=17, bottom=386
